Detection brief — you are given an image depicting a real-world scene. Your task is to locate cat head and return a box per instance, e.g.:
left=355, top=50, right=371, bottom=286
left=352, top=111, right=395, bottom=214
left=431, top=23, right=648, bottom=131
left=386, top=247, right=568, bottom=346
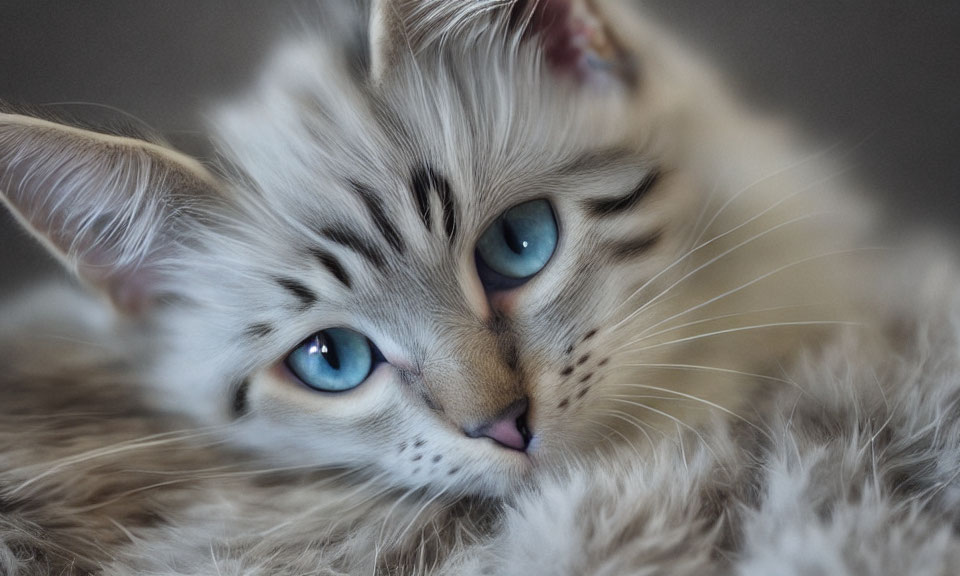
left=0, top=0, right=862, bottom=497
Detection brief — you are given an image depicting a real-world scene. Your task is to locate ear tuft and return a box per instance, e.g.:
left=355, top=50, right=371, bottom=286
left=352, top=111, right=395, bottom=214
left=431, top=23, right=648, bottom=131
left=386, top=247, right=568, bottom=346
left=369, top=0, right=636, bottom=89
left=0, top=113, right=223, bottom=314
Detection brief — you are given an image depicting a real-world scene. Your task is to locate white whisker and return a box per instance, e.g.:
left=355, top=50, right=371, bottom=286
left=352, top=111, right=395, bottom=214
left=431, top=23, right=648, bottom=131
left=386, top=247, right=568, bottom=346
left=611, top=212, right=829, bottom=333
left=617, top=320, right=860, bottom=354
left=628, top=247, right=882, bottom=340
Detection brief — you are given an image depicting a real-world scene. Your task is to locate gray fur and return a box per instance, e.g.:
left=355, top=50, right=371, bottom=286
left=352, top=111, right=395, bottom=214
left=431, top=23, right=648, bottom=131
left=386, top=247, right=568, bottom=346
left=1, top=1, right=958, bottom=574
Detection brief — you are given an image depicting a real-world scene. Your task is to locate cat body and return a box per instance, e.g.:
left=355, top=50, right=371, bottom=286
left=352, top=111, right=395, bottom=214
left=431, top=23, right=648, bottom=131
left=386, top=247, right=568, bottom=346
left=1, top=1, right=958, bottom=574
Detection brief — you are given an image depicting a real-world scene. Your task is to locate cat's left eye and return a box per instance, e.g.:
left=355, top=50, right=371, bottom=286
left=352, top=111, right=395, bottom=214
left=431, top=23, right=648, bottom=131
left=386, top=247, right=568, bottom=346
left=475, top=199, right=558, bottom=290
left=285, top=328, right=378, bottom=393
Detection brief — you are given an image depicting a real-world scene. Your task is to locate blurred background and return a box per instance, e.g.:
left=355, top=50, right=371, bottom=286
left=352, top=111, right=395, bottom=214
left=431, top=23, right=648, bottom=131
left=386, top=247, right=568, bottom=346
left=1, top=1, right=958, bottom=295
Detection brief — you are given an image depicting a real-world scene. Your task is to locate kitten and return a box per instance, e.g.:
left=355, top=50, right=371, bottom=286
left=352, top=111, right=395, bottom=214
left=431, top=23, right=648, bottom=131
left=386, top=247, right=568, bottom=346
left=2, top=1, right=957, bottom=574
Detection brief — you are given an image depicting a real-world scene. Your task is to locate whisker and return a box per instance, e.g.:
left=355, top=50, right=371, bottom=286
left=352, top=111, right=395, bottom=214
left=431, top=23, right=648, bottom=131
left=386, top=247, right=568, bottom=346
left=258, top=469, right=387, bottom=538
left=617, top=320, right=861, bottom=354
left=611, top=212, right=829, bottom=333
left=584, top=417, right=643, bottom=457
left=603, top=410, right=666, bottom=458
left=627, top=303, right=823, bottom=346
left=8, top=425, right=234, bottom=496
left=73, top=464, right=355, bottom=514
left=628, top=247, right=883, bottom=340
left=619, top=361, right=810, bottom=396
left=606, top=398, right=721, bottom=462
left=394, top=486, right=449, bottom=550
left=608, top=158, right=859, bottom=332
left=611, top=384, right=770, bottom=440
left=376, top=484, right=424, bottom=563
left=691, top=143, right=845, bottom=248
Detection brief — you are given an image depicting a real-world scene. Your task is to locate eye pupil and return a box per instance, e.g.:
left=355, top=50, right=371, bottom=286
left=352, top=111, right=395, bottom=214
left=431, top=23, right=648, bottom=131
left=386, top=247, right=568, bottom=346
left=317, top=334, right=340, bottom=370
left=503, top=219, right=528, bottom=255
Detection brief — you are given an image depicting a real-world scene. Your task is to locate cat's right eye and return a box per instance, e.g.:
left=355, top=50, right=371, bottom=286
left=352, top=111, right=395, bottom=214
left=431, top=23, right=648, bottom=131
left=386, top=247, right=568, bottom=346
left=285, top=328, right=378, bottom=392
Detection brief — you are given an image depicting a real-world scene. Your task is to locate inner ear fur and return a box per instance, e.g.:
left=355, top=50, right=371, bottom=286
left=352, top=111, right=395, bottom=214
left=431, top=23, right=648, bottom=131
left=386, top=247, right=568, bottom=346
left=369, top=0, right=636, bottom=88
left=0, top=112, right=224, bottom=314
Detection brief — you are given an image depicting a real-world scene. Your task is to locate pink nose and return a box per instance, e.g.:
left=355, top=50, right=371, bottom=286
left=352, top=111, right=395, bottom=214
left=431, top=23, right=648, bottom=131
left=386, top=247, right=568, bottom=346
left=466, top=399, right=532, bottom=452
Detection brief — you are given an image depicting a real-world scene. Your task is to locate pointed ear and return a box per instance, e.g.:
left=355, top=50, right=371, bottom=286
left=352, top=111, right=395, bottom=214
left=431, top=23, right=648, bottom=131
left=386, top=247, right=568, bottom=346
left=0, top=113, right=223, bottom=314
left=369, top=0, right=637, bottom=89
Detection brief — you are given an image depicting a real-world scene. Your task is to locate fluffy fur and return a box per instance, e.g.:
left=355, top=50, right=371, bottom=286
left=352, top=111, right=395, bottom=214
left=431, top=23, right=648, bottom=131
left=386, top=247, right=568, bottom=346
left=1, top=1, right=958, bottom=574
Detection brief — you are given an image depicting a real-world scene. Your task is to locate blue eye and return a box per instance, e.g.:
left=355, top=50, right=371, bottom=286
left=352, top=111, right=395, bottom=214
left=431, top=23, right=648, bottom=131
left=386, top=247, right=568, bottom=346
left=285, top=328, right=375, bottom=392
left=476, top=199, right=558, bottom=288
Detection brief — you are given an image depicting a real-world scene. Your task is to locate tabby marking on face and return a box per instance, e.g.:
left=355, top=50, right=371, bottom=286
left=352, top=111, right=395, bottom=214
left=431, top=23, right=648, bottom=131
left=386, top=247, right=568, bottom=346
left=0, top=0, right=863, bottom=502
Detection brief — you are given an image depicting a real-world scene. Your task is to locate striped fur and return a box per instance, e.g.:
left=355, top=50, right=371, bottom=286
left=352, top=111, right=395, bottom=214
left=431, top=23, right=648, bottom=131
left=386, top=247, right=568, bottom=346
left=2, top=1, right=957, bottom=574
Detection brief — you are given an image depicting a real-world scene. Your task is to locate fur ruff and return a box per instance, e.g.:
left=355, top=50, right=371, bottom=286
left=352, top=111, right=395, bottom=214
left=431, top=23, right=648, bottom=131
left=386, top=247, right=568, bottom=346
left=2, top=260, right=959, bottom=575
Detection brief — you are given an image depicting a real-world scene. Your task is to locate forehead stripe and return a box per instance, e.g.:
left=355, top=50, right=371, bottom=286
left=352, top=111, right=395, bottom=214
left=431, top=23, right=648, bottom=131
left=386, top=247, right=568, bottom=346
left=274, top=276, right=319, bottom=309
left=318, top=226, right=386, bottom=270
left=243, top=322, right=274, bottom=339
left=409, top=164, right=458, bottom=240
left=309, top=247, right=351, bottom=288
left=434, top=170, right=458, bottom=240
left=349, top=180, right=405, bottom=254
left=410, top=165, right=433, bottom=231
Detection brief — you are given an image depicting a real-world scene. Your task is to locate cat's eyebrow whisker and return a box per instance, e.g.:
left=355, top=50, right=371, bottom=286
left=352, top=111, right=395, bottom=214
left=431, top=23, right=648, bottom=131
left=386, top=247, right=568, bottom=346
left=623, top=247, right=884, bottom=341
left=616, top=320, right=862, bottom=356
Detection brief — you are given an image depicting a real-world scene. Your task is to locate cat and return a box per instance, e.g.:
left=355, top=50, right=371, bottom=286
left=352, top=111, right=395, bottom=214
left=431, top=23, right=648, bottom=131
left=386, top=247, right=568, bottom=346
left=2, top=1, right=959, bottom=574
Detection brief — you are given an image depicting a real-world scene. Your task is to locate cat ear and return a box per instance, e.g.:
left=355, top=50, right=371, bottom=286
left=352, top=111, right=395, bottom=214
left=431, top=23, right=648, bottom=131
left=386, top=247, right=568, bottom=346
left=369, top=0, right=637, bottom=89
left=0, top=113, right=223, bottom=314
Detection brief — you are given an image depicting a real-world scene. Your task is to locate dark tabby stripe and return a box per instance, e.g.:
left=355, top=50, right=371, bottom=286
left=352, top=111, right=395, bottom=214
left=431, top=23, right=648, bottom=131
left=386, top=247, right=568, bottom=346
left=435, top=171, right=458, bottom=240
left=233, top=379, right=250, bottom=417
left=409, top=165, right=458, bottom=239
left=410, top=166, right=433, bottom=231
left=349, top=180, right=405, bottom=254
left=274, top=277, right=318, bottom=308
left=584, top=170, right=661, bottom=217
left=309, top=247, right=351, bottom=288
left=607, top=230, right=662, bottom=261
left=318, top=226, right=386, bottom=270
left=244, top=322, right=274, bottom=339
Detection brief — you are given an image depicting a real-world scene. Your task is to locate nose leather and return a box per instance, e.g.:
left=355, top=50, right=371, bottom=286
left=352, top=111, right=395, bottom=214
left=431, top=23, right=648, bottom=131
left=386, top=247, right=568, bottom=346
left=483, top=416, right=528, bottom=451
left=466, top=398, right=531, bottom=452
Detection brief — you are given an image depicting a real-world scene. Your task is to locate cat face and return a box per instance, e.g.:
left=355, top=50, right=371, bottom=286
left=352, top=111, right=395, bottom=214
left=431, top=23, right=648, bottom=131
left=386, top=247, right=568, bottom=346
left=0, top=0, right=858, bottom=497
